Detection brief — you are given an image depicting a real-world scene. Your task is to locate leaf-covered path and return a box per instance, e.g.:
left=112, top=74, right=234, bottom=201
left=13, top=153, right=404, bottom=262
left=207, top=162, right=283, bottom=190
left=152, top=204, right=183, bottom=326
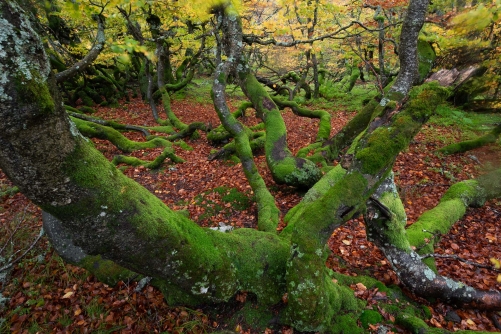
left=1, top=96, right=500, bottom=333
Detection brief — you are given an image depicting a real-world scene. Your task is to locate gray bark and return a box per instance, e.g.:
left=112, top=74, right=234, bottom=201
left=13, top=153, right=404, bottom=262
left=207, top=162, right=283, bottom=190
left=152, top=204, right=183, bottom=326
left=388, top=0, right=429, bottom=98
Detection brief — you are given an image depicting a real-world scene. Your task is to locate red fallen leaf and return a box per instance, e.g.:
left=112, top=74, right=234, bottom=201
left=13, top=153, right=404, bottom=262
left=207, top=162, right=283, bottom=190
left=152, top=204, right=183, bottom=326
left=451, top=243, right=459, bottom=250
left=105, top=312, right=114, bottom=323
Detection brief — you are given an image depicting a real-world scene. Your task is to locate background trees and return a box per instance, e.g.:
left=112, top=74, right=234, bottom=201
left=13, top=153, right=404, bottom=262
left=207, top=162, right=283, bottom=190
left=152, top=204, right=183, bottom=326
left=1, top=0, right=500, bottom=332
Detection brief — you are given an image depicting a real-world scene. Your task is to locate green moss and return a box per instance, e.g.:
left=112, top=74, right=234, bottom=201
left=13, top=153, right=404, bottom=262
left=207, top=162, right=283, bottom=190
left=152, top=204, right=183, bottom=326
left=283, top=159, right=322, bottom=188
left=367, top=188, right=411, bottom=251
left=0, top=185, right=19, bottom=198
left=326, top=99, right=378, bottom=160
left=284, top=165, right=346, bottom=226
left=421, top=305, right=432, bottom=319
left=439, top=133, right=499, bottom=155
left=78, top=255, right=139, bottom=286
left=356, top=83, right=449, bottom=175
left=417, top=39, right=436, bottom=82
left=15, top=73, right=55, bottom=114
left=441, top=180, right=484, bottom=206
left=217, top=72, right=226, bottom=84
left=331, top=314, right=364, bottom=334
left=216, top=229, right=289, bottom=305
left=360, top=310, right=383, bottom=329
left=112, top=145, right=184, bottom=169
left=395, top=314, right=429, bottom=334
left=172, top=140, right=193, bottom=151
left=79, top=106, right=96, bottom=113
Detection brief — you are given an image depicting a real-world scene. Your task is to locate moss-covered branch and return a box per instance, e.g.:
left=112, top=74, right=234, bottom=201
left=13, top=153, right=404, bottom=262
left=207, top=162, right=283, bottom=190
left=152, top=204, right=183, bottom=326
left=280, top=82, right=449, bottom=331
left=112, top=144, right=185, bottom=169
left=207, top=101, right=254, bottom=144
left=438, top=124, right=501, bottom=155
left=208, top=131, right=265, bottom=161
left=211, top=7, right=280, bottom=232
left=406, top=168, right=501, bottom=269
left=67, top=111, right=153, bottom=137
left=365, top=174, right=501, bottom=310
left=71, top=117, right=172, bottom=152
left=282, top=71, right=312, bottom=99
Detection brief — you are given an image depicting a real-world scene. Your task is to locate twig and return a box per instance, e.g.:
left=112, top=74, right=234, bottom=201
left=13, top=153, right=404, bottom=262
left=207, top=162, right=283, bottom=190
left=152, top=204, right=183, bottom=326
left=420, top=253, right=501, bottom=273
left=0, top=229, right=44, bottom=273
left=0, top=209, right=27, bottom=254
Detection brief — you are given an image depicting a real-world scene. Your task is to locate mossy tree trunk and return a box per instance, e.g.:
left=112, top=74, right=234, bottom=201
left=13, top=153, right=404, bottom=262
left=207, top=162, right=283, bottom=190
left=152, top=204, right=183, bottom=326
left=323, top=16, right=436, bottom=163
left=214, top=3, right=321, bottom=189
left=2, top=2, right=501, bottom=334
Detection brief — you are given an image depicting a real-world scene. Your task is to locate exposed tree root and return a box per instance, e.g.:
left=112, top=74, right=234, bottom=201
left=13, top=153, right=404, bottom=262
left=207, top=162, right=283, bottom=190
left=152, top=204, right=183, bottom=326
left=208, top=132, right=265, bottom=161
left=112, top=145, right=185, bottom=169
left=165, top=122, right=207, bottom=141
left=207, top=102, right=254, bottom=144
left=71, top=118, right=171, bottom=153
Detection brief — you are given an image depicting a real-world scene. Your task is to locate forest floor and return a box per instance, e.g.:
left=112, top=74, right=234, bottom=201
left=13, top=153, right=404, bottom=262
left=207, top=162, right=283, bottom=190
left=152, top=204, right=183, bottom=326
left=1, top=94, right=501, bottom=333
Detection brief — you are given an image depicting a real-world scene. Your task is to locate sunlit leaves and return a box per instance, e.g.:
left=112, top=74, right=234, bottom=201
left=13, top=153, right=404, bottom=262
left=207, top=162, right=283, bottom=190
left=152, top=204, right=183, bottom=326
left=490, top=258, right=501, bottom=283
left=452, top=3, right=499, bottom=34
left=109, top=36, right=156, bottom=62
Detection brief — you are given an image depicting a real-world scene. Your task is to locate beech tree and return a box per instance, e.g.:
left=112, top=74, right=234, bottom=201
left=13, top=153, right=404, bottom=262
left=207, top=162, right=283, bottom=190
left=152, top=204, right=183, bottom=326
left=1, top=0, right=500, bottom=333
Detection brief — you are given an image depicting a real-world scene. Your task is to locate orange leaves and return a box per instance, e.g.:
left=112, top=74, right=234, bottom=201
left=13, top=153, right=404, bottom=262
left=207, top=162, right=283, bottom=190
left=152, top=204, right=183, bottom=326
left=363, top=0, right=409, bottom=8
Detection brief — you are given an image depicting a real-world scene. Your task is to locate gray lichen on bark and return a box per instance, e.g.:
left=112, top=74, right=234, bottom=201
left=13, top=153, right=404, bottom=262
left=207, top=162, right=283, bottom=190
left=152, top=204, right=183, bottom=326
left=0, top=2, right=50, bottom=102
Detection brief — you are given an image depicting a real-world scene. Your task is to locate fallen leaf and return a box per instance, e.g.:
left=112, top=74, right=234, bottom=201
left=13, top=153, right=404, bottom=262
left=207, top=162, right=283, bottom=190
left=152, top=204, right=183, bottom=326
left=62, top=291, right=74, bottom=299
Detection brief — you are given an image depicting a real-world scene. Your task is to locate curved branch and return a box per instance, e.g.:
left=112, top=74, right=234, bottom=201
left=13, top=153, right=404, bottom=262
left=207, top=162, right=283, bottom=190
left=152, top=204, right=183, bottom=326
left=211, top=4, right=280, bottom=233
left=55, top=15, right=106, bottom=83
left=271, top=97, right=331, bottom=142
left=438, top=124, right=501, bottom=155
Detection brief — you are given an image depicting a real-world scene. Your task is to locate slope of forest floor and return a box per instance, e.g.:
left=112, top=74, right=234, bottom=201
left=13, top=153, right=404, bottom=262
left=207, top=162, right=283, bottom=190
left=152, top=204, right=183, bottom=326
left=1, top=95, right=501, bottom=333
